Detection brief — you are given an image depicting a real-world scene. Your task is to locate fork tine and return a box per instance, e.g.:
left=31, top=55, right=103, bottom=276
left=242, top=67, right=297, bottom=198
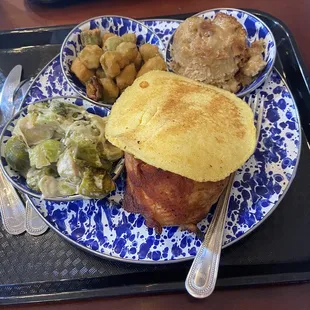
left=250, top=95, right=258, bottom=114
left=255, top=96, right=264, bottom=145
left=245, top=94, right=264, bottom=146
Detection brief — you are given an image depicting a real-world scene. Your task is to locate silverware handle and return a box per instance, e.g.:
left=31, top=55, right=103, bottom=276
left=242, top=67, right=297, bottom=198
left=185, top=173, right=235, bottom=298
left=0, top=172, right=26, bottom=235
left=25, top=198, right=49, bottom=236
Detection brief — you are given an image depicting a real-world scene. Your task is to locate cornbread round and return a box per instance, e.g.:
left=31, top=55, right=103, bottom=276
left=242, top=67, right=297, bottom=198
left=105, top=71, right=256, bottom=182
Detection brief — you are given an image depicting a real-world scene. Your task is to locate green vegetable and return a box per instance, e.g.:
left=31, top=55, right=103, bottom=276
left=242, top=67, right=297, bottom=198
left=64, top=120, right=99, bottom=146
left=57, top=149, right=81, bottom=183
left=73, top=139, right=102, bottom=168
left=50, top=101, right=82, bottom=116
left=5, top=136, right=30, bottom=174
left=29, top=140, right=63, bottom=169
left=34, top=113, right=60, bottom=131
left=38, top=175, right=59, bottom=197
left=100, top=141, right=123, bottom=162
left=99, top=159, right=113, bottom=172
left=7, top=98, right=122, bottom=198
left=50, top=101, right=68, bottom=117
left=27, top=101, right=49, bottom=113
left=58, top=180, right=77, bottom=196
left=78, top=168, right=115, bottom=198
left=38, top=175, right=78, bottom=197
left=13, top=114, right=55, bottom=146
left=26, top=166, right=58, bottom=191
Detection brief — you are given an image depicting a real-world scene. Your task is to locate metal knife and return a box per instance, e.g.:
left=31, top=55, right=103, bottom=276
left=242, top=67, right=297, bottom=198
left=0, top=65, right=22, bottom=128
left=0, top=65, right=26, bottom=235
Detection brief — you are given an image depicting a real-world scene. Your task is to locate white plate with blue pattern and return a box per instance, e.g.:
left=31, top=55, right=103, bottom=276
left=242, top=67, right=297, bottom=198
left=18, top=18, right=300, bottom=264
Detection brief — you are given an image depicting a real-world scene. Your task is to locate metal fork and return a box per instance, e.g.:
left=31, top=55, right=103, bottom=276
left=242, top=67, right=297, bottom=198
left=185, top=95, right=264, bottom=298
left=0, top=80, right=49, bottom=235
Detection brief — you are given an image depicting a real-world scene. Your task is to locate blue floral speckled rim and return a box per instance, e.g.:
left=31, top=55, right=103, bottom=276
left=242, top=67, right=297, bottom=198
left=165, top=8, right=277, bottom=98
left=60, top=15, right=166, bottom=107
left=14, top=18, right=301, bottom=264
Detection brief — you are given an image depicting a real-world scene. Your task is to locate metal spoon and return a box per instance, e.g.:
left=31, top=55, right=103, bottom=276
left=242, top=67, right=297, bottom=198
left=185, top=95, right=264, bottom=298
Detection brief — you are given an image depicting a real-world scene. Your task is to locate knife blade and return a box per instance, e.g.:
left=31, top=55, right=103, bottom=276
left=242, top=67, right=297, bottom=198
left=13, top=80, right=30, bottom=115
left=0, top=65, right=22, bottom=127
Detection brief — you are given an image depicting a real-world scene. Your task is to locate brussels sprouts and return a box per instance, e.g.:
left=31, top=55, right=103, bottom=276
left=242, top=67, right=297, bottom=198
left=99, top=159, right=113, bottom=172
left=5, top=136, right=30, bottom=174
left=28, top=101, right=49, bottom=110
left=74, top=139, right=102, bottom=168
left=9, top=98, right=119, bottom=198
left=78, top=168, right=115, bottom=198
left=13, top=114, right=54, bottom=146
left=88, top=115, right=107, bottom=138
left=38, top=175, right=60, bottom=197
left=50, top=101, right=83, bottom=117
left=26, top=166, right=58, bottom=191
left=50, top=101, right=68, bottom=117
left=58, top=180, right=77, bottom=196
left=98, top=140, right=123, bottom=162
left=39, top=176, right=78, bottom=197
left=57, top=149, right=81, bottom=184
left=64, top=120, right=99, bottom=146
left=29, top=139, right=63, bottom=169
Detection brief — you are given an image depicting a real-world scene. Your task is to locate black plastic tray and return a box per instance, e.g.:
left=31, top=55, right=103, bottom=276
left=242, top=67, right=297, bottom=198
left=0, top=9, right=310, bottom=305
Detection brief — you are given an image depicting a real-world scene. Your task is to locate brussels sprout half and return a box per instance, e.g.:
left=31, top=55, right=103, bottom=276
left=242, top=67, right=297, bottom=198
left=78, top=168, right=115, bottom=199
left=29, top=139, right=63, bottom=169
left=4, top=136, right=30, bottom=174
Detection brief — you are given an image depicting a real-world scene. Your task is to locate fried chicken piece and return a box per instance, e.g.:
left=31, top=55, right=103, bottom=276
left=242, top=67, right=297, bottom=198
left=123, top=153, right=228, bottom=233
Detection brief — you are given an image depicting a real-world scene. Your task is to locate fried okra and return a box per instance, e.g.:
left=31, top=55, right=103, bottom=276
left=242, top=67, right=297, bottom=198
left=116, top=63, right=137, bottom=90
left=80, top=29, right=101, bottom=47
left=100, top=77, right=119, bottom=103
left=139, top=43, right=160, bottom=62
left=133, top=51, right=143, bottom=71
left=137, top=55, right=167, bottom=78
left=71, top=28, right=166, bottom=103
left=100, top=51, right=124, bottom=78
left=95, top=67, right=106, bottom=79
left=86, top=76, right=103, bottom=101
left=102, top=32, right=116, bottom=45
left=104, top=36, right=123, bottom=51
left=78, top=45, right=103, bottom=69
left=116, top=42, right=138, bottom=62
left=71, top=57, right=94, bottom=84
left=121, top=33, right=137, bottom=43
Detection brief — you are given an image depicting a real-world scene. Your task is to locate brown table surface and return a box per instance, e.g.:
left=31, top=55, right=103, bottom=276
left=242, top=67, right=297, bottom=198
left=1, top=0, right=310, bottom=309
